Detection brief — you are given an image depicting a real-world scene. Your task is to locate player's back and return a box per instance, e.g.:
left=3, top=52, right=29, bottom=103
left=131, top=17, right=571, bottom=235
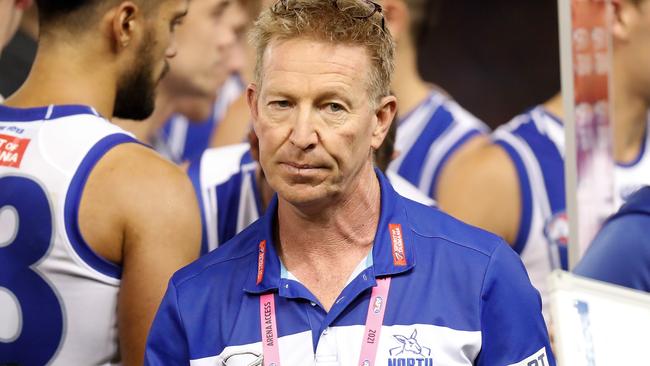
left=0, top=104, right=136, bottom=365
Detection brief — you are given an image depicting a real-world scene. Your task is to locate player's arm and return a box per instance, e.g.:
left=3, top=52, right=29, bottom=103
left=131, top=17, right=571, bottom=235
left=575, top=212, right=650, bottom=291
left=477, top=243, right=556, bottom=365
left=79, top=143, right=201, bottom=366
left=437, top=142, right=521, bottom=245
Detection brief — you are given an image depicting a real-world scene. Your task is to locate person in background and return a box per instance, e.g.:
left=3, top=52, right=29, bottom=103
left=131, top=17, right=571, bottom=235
left=115, top=0, right=247, bottom=163
left=0, top=0, right=201, bottom=364
left=210, top=0, right=269, bottom=148
left=575, top=185, right=650, bottom=292
left=438, top=0, right=650, bottom=320
left=145, top=1, right=554, bottom=364
left=0, top=1, right=36, bottom=96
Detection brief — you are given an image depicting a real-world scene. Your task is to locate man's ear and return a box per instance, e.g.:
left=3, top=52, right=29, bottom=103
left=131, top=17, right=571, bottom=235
left=612, top=0, right=638, bottom=43
left=248, top=129, right=260, bottom=163
left=247, top=83, right=260, bottom=122
left=371, top=95, right=397, bottom=150
left=382, top=0, right=410, bottom=43
left=107, top=1, right=140, bottom=53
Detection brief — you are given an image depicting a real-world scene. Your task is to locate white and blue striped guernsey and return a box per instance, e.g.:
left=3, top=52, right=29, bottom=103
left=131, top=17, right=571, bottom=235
left=188, top=144, right=437, bottom=254
left=493, top=105, right=650, bottom=314
left=388, top=90, right=488, bottom=198
left=155, top=75, right=244, bottom=163
left=146, top=171, right=554, bottom=366
left=0, top=104, right=137, bottom=365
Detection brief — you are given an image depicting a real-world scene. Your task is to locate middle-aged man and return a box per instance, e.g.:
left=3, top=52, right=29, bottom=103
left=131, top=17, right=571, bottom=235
left=0, top=0, right=201, bottom=365
left=145, top=1, right=554, bottom=365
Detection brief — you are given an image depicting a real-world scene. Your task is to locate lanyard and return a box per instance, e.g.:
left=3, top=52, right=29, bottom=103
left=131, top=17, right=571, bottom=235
left=258, top=277, right=392, bottom=366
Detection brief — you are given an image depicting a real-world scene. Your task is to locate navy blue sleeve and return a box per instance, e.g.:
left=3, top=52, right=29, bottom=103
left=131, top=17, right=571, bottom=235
left=477, top=243, right=556, bottom=365
left=145, top=279, right=190, bottom=366
left=575, top=213, right=650, bottom=292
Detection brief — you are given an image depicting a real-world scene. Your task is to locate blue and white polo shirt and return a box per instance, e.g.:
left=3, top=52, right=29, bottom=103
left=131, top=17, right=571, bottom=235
left=146, top=171, right=554, bottom=366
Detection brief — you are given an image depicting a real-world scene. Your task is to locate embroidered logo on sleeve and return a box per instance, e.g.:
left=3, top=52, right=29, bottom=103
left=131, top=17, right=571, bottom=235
left=0, top=134, right=30, bottom=168
left=507, top=347, right=549, bottom=366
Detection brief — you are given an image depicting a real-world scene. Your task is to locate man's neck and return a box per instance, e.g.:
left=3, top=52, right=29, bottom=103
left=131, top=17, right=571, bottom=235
left=546, top=64, right=648, bottom=165
left=275, top=164, right=381, bottom=310
left=612, top=61, right=648, bottom=164
left=4, top=44, right=117, bottom=118
left=392, top=41, right=432, bottom=119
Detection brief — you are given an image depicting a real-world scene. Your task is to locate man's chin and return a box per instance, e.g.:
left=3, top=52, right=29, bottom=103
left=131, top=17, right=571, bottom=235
left=275, top=183, right=338, bottom=210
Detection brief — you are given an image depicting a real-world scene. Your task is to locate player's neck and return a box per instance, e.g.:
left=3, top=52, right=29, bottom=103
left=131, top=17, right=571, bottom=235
left=612, top=65, right=647, bottom=164
left=4, top=45, right=116, bottom=118
left=392, top=44, right=432, bottom=119
left=276, top=164, right=380, bottom=270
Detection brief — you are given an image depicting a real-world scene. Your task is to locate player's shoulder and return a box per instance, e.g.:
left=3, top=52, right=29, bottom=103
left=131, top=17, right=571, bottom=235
left=193, top=143, right=254, bottom=187
left=401, top=194, right=505, bottom=258
left=433, top=90, right=488, bottom=131
left=495, top=105, right=563, bottom=143
left=617, top=186, right=650, bottom=216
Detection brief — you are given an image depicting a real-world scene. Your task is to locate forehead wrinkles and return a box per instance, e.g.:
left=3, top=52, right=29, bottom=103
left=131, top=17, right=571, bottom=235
left=261, top=39, right=371, bottom=91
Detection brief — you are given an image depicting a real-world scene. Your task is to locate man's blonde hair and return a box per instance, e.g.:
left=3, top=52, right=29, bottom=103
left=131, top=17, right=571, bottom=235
left=250, top=0, right=395, bottom=104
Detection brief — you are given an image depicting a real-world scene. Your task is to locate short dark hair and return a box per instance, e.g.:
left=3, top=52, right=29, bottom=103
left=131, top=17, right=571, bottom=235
left=36, top=0, right=154, bottom=34
left=36, top=0, right=100, bottom=30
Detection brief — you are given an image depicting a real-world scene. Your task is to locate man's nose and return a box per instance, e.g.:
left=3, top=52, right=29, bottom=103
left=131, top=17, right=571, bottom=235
left=289, top=107, right=318, bottom=151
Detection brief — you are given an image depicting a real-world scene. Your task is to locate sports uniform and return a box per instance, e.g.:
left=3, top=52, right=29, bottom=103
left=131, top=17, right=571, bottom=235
left=188, top=144, right=436, bottom=253
left=575, top=185, right=650, bottom=293
left=0, top=104, right=137, bottom=365
left=155, top=75, right=244, bottom=163
left=146, top=171, right=554, bottom=366
left=388, top=90, right=488, bottom=198
left=493, top=105, right=650, bottom=311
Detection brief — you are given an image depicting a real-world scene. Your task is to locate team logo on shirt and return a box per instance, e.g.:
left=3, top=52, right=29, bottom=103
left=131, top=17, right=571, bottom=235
left=0, top=134, right=31, bottom=168
left=389, top=224, right=407, bottom=266
left=388, top=329, right=433, bottom=365
left=221, top=350, right=264, bottom=365
left=544, top=211, right=568, bottom=247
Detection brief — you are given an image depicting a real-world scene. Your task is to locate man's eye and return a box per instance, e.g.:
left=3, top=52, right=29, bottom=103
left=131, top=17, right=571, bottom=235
left=271, top=101, right=290, bottom=108
left=171, top=19, right=184, bottom=32
left=327, top=103, right=344, bottom=113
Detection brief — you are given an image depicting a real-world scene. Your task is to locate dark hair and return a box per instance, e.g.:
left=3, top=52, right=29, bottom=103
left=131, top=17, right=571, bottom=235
left=35, top=0, right=153, bottom=34
left=36, top=0, right=97, bottom=26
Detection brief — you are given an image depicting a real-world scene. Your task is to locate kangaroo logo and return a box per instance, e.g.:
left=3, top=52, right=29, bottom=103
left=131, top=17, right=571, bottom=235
left=389, top=329, right=431, bottom=356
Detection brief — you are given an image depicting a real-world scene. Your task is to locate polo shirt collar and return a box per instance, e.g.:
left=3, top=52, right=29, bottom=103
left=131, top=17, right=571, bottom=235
left=244, top=169, right=416, bottom=294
